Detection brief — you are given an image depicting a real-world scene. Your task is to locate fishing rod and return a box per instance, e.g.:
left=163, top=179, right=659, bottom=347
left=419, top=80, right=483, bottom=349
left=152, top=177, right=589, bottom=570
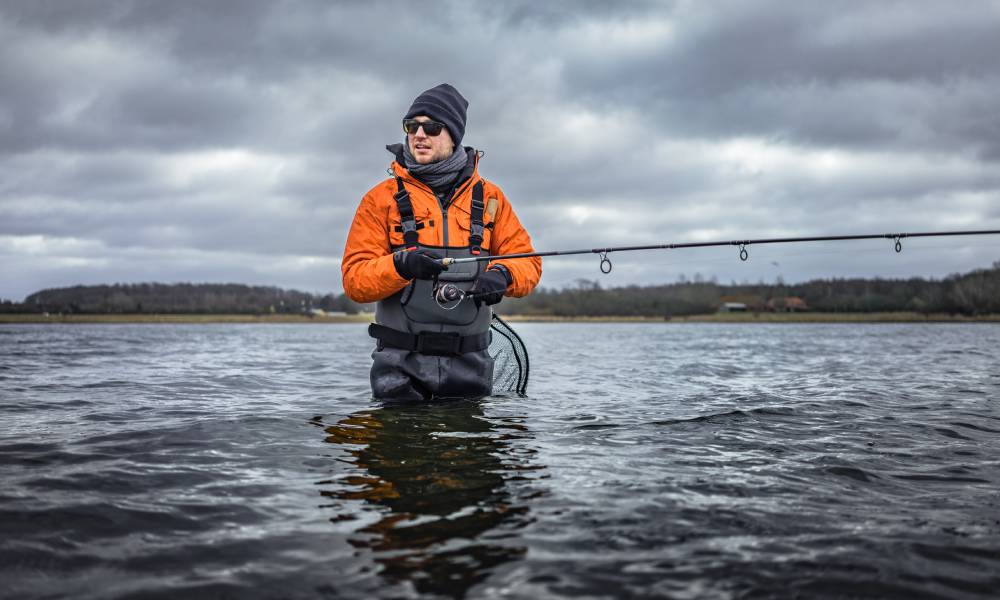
left=440, top=229, right=1000, bottom=274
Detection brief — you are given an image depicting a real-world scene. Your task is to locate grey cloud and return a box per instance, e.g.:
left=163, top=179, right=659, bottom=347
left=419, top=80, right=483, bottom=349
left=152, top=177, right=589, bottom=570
left=554, top=2, right=1000, bottom=155
left=2, top=0, right=999, bottom=300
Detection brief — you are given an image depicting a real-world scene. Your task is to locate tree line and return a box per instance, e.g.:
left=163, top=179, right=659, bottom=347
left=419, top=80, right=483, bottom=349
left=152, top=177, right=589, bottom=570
left=3, top=283, right=367, bottom=315
left=495, top=260, right=1000, bottom=317
left=3, top=260, right=998, bottom=316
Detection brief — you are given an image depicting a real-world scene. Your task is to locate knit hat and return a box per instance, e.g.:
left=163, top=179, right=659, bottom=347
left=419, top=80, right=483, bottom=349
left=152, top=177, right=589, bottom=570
left=404, top=83, right=469, bottom=146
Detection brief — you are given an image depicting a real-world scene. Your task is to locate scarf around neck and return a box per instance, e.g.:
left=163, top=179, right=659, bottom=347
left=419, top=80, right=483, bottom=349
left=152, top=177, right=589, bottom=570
left=402, top=142, right=469, bottom=192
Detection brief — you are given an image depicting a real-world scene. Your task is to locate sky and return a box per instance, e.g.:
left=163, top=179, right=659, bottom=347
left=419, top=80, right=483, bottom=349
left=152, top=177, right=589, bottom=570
left=3, top=0, right=1000, bottom=301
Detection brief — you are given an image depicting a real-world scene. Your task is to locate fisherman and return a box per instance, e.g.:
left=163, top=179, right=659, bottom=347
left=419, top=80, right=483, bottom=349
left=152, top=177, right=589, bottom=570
left=342, top=84, right=541, bottom=401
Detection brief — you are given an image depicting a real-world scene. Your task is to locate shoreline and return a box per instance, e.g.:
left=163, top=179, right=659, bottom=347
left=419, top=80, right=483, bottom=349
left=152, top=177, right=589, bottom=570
left=0, top=313, right=374, bottom=324
left=2, top=312, right=999, bottom=324
left=500, top=312, right=1000, bottom=323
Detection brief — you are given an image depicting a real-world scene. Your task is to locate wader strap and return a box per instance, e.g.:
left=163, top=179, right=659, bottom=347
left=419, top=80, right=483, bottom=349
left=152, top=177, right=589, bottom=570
left=369, top=323, right=491, bottom=356
left=469, top=181, right=485, bottom=255
left=393, top=220, right=433, bottom=233
left=393, top=177, right=419, bottom=250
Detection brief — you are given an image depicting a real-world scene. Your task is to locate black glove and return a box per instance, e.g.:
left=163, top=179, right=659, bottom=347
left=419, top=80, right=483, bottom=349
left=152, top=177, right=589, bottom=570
left=393, top=249, right=448, bottom=280
left=468, top=267, right=511, bottom=306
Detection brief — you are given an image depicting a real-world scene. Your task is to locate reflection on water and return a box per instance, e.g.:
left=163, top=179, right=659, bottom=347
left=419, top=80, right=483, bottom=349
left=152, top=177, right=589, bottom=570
left=312, top=400, right=542, bottom=598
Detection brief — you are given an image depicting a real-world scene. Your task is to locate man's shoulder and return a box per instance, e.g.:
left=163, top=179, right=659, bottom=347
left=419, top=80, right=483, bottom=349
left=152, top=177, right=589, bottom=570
left=361, top=177, right=397, bottom=202
left=476, top=176, right=510, bottom=205
left=474, top=173, right=506, bottom=195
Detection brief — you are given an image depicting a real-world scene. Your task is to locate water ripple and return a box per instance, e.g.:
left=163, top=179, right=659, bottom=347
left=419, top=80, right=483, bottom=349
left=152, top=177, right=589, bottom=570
left=1, top=322, right=999, bottom=598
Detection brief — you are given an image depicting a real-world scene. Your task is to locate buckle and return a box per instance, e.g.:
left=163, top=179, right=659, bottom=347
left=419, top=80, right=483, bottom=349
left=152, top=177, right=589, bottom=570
left=469, top=224, right=484, bottom=253
left=415, top=331, right=462, bottom=355
left=400, top=219, right=419, bottom=249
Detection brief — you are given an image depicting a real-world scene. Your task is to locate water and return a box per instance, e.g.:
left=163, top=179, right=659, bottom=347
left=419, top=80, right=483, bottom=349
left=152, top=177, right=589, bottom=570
left=2, top=322, right=999, bottom=599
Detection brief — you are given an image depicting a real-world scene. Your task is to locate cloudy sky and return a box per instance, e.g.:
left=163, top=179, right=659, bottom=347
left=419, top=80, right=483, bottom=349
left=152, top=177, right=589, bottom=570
left=3, top=0, right=1000, bottom=301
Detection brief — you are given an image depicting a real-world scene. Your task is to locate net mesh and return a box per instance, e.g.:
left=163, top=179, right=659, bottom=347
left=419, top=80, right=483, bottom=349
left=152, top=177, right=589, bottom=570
left=488, top=314, right=529, bottom=395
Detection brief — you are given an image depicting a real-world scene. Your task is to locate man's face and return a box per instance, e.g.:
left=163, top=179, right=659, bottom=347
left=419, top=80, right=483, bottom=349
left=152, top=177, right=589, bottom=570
left=407, top=116, right=454, bottom=165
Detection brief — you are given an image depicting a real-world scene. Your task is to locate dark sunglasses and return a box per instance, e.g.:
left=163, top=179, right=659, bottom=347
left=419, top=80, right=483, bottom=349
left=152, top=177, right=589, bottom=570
left=402, top=119, right=447, bottom=136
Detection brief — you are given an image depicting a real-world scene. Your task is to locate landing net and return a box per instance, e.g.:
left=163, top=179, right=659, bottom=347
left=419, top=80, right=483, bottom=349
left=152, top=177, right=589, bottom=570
left=488, top=314, right=529, bottom=395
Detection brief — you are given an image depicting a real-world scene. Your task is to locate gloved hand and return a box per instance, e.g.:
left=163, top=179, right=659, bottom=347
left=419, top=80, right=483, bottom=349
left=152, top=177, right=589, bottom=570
left=468, top=267, right=511, bottom=306
left=393, top=249, right=448, bottom=280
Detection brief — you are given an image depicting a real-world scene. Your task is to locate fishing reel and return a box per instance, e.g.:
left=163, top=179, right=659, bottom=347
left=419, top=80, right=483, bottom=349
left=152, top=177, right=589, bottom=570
left=433, top=281, right=466, bottom=309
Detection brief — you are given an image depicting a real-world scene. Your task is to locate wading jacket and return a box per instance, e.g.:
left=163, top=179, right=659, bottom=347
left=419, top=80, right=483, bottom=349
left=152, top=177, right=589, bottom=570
left=342, top=150, right=541, bottom=304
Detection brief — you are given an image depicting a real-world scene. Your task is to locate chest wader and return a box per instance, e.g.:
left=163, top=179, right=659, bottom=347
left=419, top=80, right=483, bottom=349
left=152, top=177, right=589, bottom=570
left=367, top=178, right=494, bottom=401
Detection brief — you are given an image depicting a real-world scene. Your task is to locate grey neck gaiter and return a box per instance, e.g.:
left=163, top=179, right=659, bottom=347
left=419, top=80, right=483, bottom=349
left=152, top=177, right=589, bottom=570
left=402, top=143, right=469, bottom=192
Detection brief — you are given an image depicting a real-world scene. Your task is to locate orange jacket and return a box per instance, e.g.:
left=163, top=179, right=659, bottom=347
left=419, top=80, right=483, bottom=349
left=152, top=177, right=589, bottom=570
left=342, top=153, right=542, bottom=304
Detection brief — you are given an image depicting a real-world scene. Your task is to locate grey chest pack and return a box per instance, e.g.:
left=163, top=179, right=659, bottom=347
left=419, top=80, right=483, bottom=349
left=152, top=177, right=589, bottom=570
left=367, top=177, right=492, bottom=356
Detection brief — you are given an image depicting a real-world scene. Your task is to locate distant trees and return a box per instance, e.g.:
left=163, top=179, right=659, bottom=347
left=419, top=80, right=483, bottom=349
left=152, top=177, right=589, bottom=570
left=13, top=283, right=369, bottom=315
left=4, top=261, right=999, bottom=316
left=947, top=261, right=1000, bottom=315
left=496, top=261, right=1000, bottom=317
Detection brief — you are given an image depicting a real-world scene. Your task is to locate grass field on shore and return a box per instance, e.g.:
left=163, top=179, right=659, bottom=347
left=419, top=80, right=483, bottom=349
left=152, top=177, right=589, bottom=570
left=502, top=312, right=1000, bottom=323
left=3, top=312, right=999, bottom=324
left=0, top=313, right=374, bottom=324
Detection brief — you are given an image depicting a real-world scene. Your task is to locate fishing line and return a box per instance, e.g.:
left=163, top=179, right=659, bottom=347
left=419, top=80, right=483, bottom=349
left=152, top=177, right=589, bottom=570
left=441, top=229, right=1000, bottom=275
left=435, top=230, right=1000, bottom=396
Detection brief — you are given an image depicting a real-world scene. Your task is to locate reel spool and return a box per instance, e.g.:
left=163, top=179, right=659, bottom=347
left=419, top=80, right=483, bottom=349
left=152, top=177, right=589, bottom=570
left=434, top=282, right=465, bottom=309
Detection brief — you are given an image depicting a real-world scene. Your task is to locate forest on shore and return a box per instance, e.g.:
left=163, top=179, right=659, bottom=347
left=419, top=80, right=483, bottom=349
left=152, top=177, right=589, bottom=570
left=3, top=261, right=999, bottom=317
left=499, top=261, right=1000, bottom=318
left=3, top=283, right=366, bottom=316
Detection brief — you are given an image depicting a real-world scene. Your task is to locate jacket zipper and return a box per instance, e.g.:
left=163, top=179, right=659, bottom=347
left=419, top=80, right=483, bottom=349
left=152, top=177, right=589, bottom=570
left=446, top=180, right=473, bottom=246
left=441, top=200, right=450, bottom=246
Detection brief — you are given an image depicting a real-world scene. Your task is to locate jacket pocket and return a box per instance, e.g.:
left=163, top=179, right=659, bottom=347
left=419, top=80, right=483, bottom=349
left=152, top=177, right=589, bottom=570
left=453, top=203, right=494, bottom=253
left=388, top=206, right=436, bottom=248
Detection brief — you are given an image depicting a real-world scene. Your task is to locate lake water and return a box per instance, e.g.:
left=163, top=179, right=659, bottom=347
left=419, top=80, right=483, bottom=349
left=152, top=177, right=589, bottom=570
left=2, top=322, right=999, bottom=599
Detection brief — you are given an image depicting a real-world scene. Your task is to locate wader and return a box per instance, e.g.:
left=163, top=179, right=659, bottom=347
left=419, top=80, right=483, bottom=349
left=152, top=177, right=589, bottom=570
left=367, top=177, right=493, bottom=401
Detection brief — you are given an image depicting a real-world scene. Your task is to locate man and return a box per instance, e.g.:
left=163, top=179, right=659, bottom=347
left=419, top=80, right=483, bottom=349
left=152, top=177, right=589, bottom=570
left=342, top=84, right=541, bottom=401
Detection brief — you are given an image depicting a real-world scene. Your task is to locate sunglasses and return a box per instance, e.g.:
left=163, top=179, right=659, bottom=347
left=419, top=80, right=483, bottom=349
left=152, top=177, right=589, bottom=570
left=402, top=119, right=447, bottom=136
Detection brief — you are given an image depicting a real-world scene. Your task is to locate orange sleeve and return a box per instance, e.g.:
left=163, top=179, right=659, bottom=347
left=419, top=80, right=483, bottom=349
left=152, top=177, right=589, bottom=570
left=487, top=188, right=542, bottom=298
left=341, top=189, right=409, bottom=303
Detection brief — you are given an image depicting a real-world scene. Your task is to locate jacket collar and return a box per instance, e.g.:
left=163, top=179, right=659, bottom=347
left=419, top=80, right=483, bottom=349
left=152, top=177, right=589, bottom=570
left=386, top=144, right=479, bottom=189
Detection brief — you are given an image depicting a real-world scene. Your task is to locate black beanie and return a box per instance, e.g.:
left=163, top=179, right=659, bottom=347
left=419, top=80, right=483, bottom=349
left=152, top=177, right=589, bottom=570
left=404, top=83, right=469, bottom=146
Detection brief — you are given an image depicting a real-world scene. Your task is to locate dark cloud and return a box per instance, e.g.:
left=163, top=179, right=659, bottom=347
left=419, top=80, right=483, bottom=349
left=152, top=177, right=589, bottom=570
left=2, top=0, right=999, bottom=300
left=553, top=2, right=1000, bottom=155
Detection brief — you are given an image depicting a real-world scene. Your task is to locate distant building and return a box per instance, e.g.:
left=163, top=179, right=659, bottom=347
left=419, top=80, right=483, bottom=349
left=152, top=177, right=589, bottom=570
left=310, top=308, right=347, bottom=317
left=767, top=296, right=810, bottom=312
left=717, top=295, right=764, bottom=313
